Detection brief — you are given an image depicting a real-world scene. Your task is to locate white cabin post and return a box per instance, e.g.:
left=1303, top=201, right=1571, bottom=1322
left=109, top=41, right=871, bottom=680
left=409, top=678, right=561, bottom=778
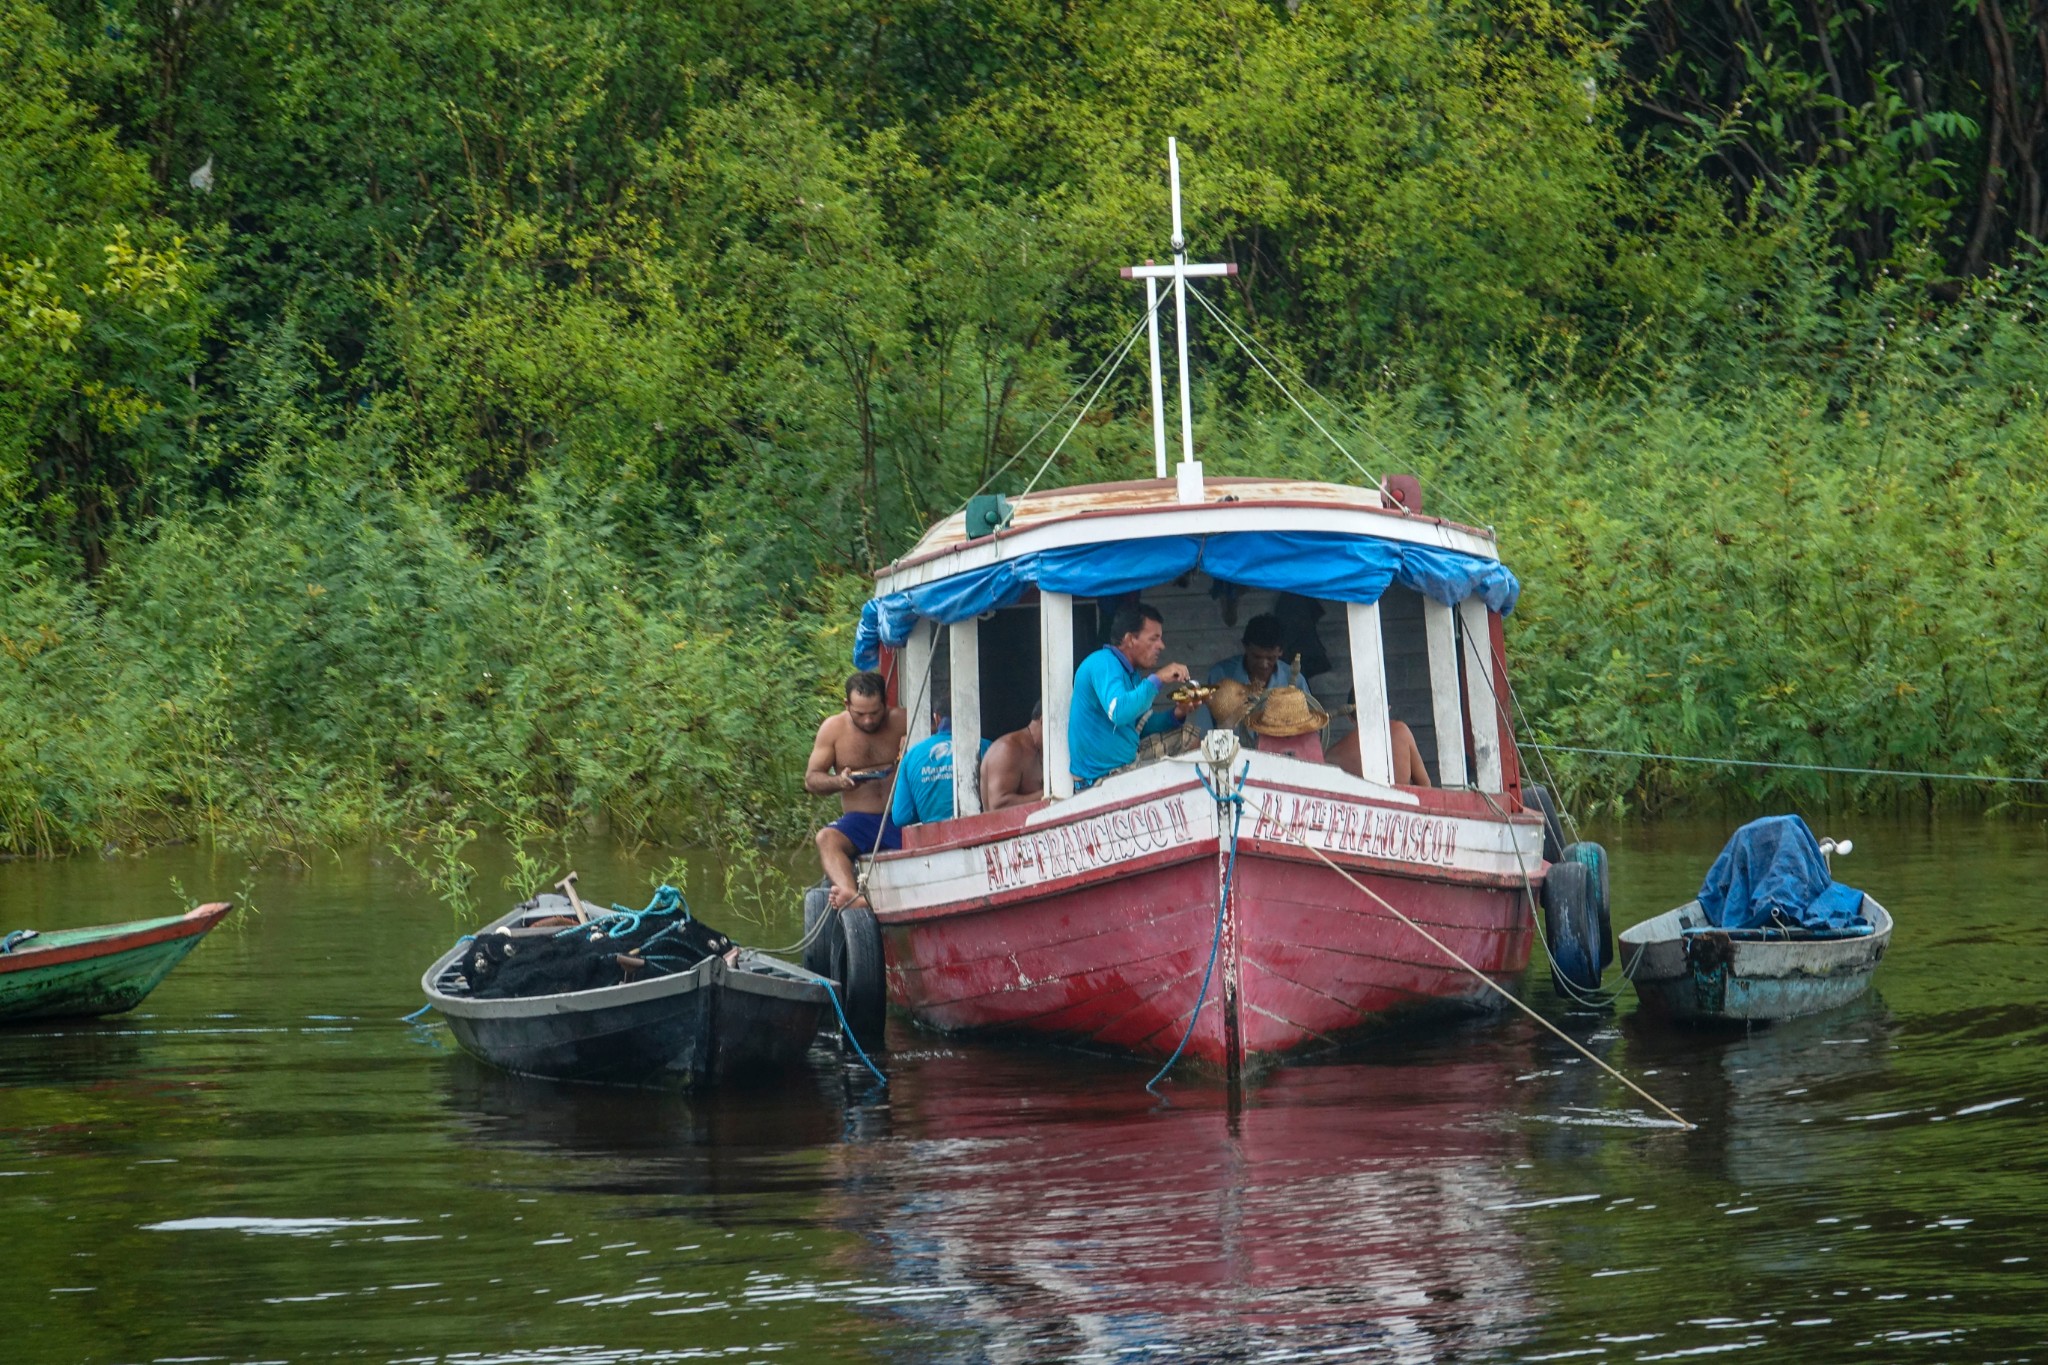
left=1346, top=602, right=1395, bottom=787
left=1458, top=598, right=1504, bottom=791
left=1039, top=591, right=1076, bottom=799
left=902, top=624, right=934, bottom=748
left=950, top=616, right=983, bottom=817
left=1422, top=598, right=1468, bottom=787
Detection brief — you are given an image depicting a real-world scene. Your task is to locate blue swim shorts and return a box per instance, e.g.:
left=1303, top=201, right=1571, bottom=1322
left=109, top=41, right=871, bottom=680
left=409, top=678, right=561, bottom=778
left=827, top=809, right=902, bottom=854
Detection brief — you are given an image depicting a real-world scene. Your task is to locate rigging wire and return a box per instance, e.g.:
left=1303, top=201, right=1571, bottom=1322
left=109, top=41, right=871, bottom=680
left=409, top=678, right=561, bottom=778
left=1523, top=743, right=2048, bottom=788
left=1017, top=301, right=1158, bottom=500
left=965, top=294, right=1167, bottom=507
left=1185, top=284, right=1377, bottom=488
left=1185, top=284, right=1498, bottom=532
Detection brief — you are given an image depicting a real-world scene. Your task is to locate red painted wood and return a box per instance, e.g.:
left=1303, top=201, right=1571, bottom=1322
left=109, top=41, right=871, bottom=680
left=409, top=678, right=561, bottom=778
left=0, top=903, right=231, bottom=975
left=880, top=807, right=1534, bottom=1070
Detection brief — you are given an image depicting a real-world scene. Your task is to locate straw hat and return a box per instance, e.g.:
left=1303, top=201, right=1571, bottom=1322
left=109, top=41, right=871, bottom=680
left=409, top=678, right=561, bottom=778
left=1247, top=685, right=1329, bottom=738
left=1207, top=678, right=1256, bottom=729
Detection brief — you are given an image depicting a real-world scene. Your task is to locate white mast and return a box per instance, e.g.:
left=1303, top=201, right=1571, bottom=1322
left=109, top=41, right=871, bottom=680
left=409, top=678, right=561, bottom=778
left=1122, top=137, right=1236, bottom=504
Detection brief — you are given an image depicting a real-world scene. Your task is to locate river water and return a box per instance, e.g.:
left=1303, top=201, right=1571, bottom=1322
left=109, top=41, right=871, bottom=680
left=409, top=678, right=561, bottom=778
left=1, top=816, right=2042, bottom=1363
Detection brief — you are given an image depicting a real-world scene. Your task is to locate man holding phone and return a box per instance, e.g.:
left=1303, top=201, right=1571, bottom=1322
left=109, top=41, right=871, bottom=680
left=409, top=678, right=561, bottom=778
left=806, top=670, right=907, bottom=908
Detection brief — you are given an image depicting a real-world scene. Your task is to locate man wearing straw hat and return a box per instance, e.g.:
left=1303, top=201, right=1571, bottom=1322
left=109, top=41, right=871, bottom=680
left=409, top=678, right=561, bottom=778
left=1191, top=612, right=1299, bottom=731
left=1069, top=602, right=1196, bottom=789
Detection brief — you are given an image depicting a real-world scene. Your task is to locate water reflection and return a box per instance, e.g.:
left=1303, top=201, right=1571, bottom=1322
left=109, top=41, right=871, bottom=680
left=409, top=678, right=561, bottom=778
left=838, top=1042, right=1543, bottom=1362
left=0, top=821, right=2044, bottom=1363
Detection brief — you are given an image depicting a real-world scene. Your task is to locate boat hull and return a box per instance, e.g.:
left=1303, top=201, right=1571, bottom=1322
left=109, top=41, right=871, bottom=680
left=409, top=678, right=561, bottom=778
left=0, top=904, right=231, bottom=1023
left=872, top=755, right=1544, bottom=1072
left=422, top=911, right=832, bottom=1086
left=1620, top=898, right=1893, bottom=1023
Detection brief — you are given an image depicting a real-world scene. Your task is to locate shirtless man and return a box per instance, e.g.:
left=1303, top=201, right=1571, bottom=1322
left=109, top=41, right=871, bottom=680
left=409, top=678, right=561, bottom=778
left=807, top=671, right=908, bottom=908
left=980, top=704, right=1045, bottom=810
left=1328, top=719, right=1433, bottom=787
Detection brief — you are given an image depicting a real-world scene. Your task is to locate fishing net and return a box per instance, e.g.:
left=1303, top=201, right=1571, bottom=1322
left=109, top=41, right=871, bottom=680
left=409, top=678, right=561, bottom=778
left=456, top=886, right=733, bottom=1000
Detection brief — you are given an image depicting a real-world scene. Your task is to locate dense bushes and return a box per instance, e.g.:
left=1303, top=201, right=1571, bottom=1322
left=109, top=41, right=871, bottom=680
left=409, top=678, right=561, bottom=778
left=5, top=0, right=2048, bottom=855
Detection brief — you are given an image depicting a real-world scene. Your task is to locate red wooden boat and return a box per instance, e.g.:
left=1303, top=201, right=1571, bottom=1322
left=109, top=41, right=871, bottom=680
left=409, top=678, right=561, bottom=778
left=847, top=144, right=1549, bottom=1080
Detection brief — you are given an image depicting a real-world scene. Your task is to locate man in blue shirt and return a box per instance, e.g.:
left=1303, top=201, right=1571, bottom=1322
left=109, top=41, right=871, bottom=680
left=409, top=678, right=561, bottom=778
left=889, top=696, right=993, bottom=827
left=1069, top=602, right=1195, bottom=788
left=1191, top=612, right=1298, bottom=730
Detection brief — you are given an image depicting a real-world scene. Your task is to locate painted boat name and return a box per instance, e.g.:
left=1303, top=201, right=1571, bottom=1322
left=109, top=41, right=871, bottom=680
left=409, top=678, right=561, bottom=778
left=984, top=796, right=1193, bottom=890
left=1250, top=793, right=1459, bottom=866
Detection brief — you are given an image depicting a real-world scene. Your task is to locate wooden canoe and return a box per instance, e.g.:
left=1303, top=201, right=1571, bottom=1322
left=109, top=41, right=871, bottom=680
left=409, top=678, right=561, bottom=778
left=0, top=903, right=232, bottom=1024
left=420, top=900, right=834, bottom=1086
left=1619, top=896, right=1893, bottom=1023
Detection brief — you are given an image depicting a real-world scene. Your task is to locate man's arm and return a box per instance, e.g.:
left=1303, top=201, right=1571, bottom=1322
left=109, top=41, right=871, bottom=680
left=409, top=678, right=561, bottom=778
left=803, top=717, right=853, bottom=796
left=1091, top=657, right=1165, bottom=730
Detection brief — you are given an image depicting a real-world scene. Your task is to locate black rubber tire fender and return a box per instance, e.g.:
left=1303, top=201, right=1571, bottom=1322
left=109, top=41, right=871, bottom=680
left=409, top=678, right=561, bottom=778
left=801, top=882, right=837, bottom=980
left=1541, top=859, right=1603, bottom=995
left=1559, top=841, right=1614, bottom=971
left=1523, top=784, right=1566, bottom=865
left=830, top=903, right=888, bottom=1053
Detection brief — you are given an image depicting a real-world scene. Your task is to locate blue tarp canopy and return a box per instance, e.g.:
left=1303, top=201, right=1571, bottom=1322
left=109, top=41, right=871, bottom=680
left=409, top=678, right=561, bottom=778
left=853, top=530, right=1520, bottom=668
left=1697, top=815, right=1869, bottom=933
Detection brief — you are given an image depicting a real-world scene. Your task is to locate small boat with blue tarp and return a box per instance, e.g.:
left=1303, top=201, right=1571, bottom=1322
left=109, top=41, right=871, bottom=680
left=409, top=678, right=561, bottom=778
left=421, top=887, right=834, bottom=1086
left=0, top=903, right=232, bottom=1024
left=1620, top=815, right=1892, bottom=1023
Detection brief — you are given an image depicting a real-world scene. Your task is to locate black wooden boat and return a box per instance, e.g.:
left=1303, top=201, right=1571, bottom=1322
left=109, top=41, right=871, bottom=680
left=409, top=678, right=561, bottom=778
left=420, top=894, right=833, bottom=1086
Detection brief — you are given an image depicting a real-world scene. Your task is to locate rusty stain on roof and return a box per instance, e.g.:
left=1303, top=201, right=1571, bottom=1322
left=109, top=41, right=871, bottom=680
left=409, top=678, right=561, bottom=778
left=885, top=477, right=1484, bottom=579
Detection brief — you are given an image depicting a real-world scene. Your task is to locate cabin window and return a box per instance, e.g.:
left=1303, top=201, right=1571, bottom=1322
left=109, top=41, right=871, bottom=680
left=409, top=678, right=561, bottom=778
left=907, top=572, right=1501, bottom=805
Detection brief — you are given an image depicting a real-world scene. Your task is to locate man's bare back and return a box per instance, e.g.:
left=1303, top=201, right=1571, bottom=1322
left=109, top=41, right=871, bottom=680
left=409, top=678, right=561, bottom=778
left=980, top=716, right=1045, bottom=810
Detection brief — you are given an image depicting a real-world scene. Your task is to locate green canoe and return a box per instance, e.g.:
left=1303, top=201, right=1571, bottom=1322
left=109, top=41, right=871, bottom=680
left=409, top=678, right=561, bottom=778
left=0, top=903, right=232, bottom=1023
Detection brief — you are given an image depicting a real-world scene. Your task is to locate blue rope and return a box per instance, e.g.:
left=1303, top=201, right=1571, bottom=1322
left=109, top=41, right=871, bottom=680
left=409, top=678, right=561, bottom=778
left=1146, top=761, right=1249, bottom=1095
left=556, top=884, right=686, bottom=940
left=1, top=930, right=37, bottom=955
left=820, top=979, right=888, bottom=1086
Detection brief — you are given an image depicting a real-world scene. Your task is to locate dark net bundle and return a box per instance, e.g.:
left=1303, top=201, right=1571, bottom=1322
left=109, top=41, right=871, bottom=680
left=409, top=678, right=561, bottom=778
left=458, top=886, right=732, bottom=1000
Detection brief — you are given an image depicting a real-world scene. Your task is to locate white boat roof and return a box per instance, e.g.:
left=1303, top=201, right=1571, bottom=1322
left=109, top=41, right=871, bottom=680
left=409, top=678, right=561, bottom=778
left=875, top=477, right=1499, bottom=596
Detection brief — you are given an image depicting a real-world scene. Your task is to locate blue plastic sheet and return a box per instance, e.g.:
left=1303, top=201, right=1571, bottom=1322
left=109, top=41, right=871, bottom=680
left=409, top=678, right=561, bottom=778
left=1696, top=815, right=1868, bottom=932
left=853, top=530, right=1520, bottom=668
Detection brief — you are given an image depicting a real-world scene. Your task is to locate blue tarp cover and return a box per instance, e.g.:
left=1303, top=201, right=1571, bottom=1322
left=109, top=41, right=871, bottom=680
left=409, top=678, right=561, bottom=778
left=853, top=530, right=1520, bottom=668
left=1697, top=815, right=1868, bottom=932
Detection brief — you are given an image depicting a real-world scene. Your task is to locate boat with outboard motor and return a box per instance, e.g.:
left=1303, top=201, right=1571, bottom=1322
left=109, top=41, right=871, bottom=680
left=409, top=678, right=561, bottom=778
left=827, top=142, right=1605, bottom=1081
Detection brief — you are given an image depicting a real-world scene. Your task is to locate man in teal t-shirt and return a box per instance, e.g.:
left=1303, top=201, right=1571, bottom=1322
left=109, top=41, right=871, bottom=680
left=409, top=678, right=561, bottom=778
left=890, top=697, right=993, bottom=827
left=1068, top=602, right=1195, bottom=788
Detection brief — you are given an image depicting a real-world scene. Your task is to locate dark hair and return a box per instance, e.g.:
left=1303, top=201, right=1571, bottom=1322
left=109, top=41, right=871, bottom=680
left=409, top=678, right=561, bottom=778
left=930, top=691, right=952, bottom=722
left=1108, top=602, right=1163, bottom=645
left=1030, top=700, right=1042, bottom=721
left=1241, top=613, right=1285, bottom=649
left=845, top=670, right=887, bottom=702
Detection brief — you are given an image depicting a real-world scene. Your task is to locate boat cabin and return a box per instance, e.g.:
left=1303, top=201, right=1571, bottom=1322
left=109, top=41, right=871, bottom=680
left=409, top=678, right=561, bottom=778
left=854, top=474, right=1521, bottom=823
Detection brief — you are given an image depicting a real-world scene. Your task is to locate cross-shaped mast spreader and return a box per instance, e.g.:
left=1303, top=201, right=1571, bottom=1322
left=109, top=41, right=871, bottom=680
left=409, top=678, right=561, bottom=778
left=1122, top=137, right=1236, bottom=503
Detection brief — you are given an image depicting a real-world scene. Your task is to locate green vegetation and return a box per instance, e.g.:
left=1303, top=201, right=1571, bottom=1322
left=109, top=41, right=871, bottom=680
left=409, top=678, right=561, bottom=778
left=4, top=0, right=2047, bottom=858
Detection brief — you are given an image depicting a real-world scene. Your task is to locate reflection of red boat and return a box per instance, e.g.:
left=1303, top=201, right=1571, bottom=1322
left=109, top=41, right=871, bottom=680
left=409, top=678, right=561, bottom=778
left=847, top=145, right=1549, bottom=1078
left=844, top=1049, right=1536, bottom=1357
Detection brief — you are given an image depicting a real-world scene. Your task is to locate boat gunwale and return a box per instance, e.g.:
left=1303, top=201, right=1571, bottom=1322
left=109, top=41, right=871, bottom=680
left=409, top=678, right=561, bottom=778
left=0, top=903, right=231, bottom=976
left=1620, top=897, right=1894, bottom=987
left=420, top=908, right=830, bottom=1020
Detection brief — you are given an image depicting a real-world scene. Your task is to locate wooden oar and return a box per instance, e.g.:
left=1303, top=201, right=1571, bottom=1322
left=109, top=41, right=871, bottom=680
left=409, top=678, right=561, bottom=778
left=555, top=871, right=590, bottom=924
